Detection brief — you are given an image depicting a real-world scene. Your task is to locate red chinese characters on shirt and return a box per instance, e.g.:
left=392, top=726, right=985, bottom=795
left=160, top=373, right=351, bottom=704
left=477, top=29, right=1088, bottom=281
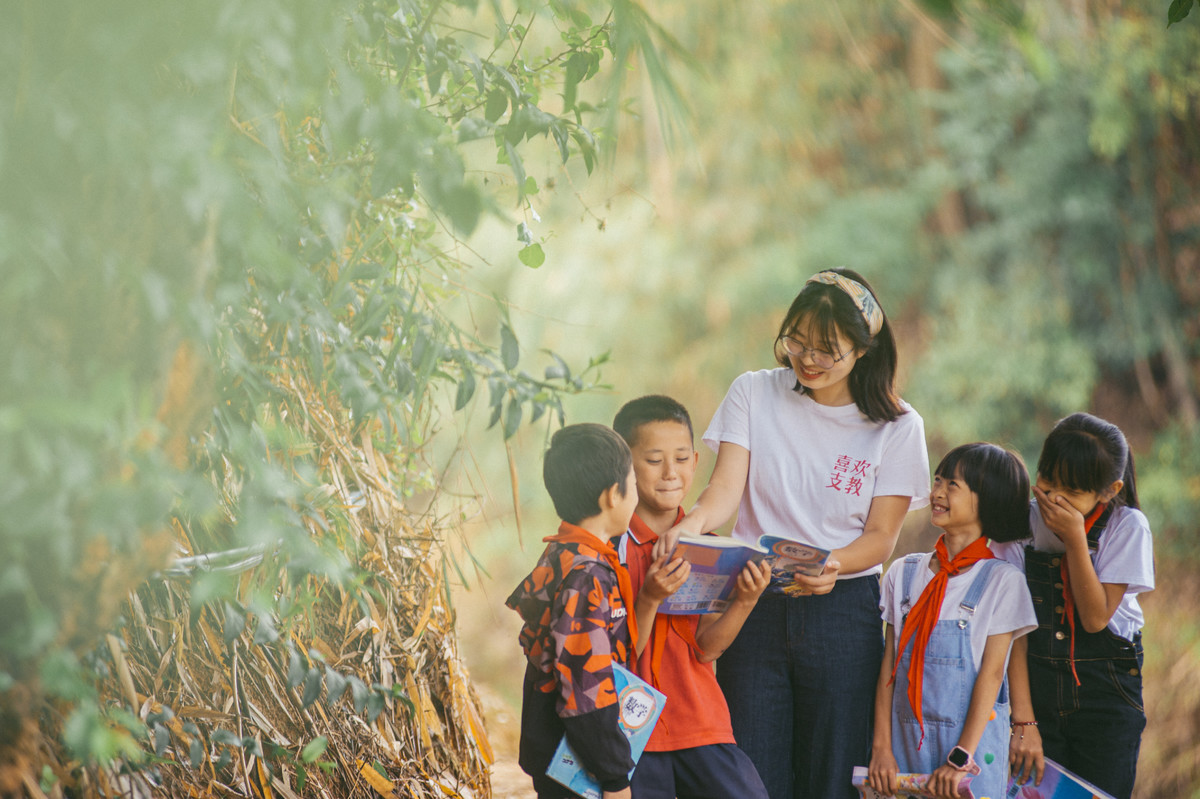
left=826, top=455, right=871, bottom=496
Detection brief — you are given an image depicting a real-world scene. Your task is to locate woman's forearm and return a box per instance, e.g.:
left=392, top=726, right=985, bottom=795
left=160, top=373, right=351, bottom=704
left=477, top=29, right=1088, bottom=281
left=830, top=495, right=910, bottom=574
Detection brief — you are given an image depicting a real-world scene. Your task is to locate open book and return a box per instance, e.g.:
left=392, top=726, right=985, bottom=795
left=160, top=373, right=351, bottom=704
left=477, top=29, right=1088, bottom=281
left=1006, top=758, right=1116, bottom=799
left=657, top=534, right=832, bottom=615
left=545, top=663, right=666, bottom=799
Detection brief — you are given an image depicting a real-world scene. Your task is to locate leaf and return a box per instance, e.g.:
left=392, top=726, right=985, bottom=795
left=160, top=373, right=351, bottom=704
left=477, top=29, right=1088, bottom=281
left=222, top=602, right=245, bottom=645
left=286, top=648, right=306, bottom=688
left=253, top=614, right=278, bottom=645
left=457, top=116, right=492, bottom=142
left=357, top=761, right=397, bottom=798
left=504, top=141, right=526, bottom=199
left=366, top=690, right=386, bottom=724
left=551, top=121, right=570, bottom=163
left=518, top=243, right=545, bottom=268
left=349, top=676, right=370, bottom=713
left=301, top=736, right=328, bottom=764
left=454, top=368, right=476, bottom=410
left=324, top=665, right=348, bottom=705
left=503, top=397, right=522, bottom=440
left=153, top=723, right=169, bottom=756
left=443, top=184, right=482, bottom=234
left=484, top=89, right=508, bottom=123
left=516, top=221, right=534, bottom=246
left=544, top=351, right=570, bottom=381
left=188, top=737, right=203, bottom=768
left=500, top=325, right=519, bottom=371
left=464, top=49, right=485, bottom=92
left=301, top=667, right=322, bottom=708
left=212, top=729, right=242, bottom=747
left=1168, top=0, right=1194, bottom=25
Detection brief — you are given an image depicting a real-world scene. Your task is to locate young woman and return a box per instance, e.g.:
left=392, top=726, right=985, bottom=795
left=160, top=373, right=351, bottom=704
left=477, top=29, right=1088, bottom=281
left=658, top=268, right=930, bottom=799
left=869, top=443, right=1036, bottom=799
left=998, top=413, right=1153, bottom=799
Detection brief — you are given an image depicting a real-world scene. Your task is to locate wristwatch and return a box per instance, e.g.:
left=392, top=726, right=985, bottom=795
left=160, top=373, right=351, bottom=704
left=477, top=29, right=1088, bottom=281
left=947, top=745, right=981, bottom=775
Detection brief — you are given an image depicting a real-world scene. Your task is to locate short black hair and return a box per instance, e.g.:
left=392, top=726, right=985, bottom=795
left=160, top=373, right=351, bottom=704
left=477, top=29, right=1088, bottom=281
left=935, top=443, right=1031, bottom=543
left=612, top=394, right=694, bottom=448
left=543, top=423, right=633, bottom=525
left=774, top=267, right=903, bottom=423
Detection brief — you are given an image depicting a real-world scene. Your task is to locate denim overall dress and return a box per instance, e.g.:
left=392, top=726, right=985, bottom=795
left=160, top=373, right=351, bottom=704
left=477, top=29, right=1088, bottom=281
left=893, top=556, right=1010, bottom=799
left=1023, top=507, right=1145, bottom=799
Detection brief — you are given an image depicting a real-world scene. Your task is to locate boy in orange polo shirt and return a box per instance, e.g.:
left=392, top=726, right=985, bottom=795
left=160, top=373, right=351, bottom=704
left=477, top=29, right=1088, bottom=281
left=613, top=396, right=770, bottom=799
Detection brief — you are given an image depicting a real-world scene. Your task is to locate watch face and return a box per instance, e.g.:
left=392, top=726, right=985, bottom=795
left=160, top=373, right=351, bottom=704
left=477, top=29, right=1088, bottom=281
left=948, top=747, right=970, bottom=768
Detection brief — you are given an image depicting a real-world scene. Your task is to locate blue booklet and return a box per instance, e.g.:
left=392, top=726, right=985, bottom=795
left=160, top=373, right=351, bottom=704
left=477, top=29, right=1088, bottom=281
left=545, top=663, right=667, bottom=799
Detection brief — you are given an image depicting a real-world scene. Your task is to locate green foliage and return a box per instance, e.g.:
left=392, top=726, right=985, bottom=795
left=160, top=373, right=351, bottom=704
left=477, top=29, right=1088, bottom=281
left=1169, top=0, right=1194, bottom=26
left=0, top=0, right=681, bottom=779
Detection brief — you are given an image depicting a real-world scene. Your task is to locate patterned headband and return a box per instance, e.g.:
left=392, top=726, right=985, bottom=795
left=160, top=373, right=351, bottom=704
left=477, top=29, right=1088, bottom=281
left=806, top=270, right=884, bottom=337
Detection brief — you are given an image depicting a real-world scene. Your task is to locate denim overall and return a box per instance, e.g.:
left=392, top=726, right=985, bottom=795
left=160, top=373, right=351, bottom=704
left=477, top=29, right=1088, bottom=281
left=1024, top=507, right=1145, bottom=799
left=893, top=556, right=1010, bottom=799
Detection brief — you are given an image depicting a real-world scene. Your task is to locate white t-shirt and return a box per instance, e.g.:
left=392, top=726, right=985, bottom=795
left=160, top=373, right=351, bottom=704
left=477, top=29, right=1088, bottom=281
left=992, top=503, right=1154, bottom=642
left=880, top=553, right=1037, bottom=670
left=702, top=368, right=931, bottom=578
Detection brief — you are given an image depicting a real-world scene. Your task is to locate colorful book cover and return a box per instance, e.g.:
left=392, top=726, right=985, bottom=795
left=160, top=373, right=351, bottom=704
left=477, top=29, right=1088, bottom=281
left=852, top=766, right=975, bottom=799
left=545, top=663, right=667, bottom=799
left=1005, top=758, right=1116, bottom=799
left=657, top=536, right=767, bottom=615
left=759, top=535, right=831, bottom=596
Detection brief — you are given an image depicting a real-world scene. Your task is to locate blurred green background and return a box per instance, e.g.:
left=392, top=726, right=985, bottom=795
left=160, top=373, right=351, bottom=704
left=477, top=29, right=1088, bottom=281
left=2, top=0, right=1198, bottom=796
left=444, top=2, right=1200, bottom=796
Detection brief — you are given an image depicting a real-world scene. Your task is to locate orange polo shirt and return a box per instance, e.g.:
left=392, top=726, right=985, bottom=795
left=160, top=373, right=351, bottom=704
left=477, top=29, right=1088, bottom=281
left=621, top=511, right=737, bottom=752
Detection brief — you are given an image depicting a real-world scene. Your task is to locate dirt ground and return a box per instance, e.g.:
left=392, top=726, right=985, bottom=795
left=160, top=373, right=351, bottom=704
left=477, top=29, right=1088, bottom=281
left=475, top=681, right=536, bottom=799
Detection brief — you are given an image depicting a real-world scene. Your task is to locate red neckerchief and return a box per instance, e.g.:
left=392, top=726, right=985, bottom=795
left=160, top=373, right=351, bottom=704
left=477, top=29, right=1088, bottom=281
left=1060, top=502, right=1108, bottom=686
left=628, top=509, right=699, bottom=689
left=544, top=521, right=638, bottom=658
left=890, top=535, right=995, bottom=749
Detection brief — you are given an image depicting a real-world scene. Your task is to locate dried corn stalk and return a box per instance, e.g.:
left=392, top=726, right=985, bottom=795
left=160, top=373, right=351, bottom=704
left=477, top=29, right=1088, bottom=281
left=38, top=364, right=495, bottom=798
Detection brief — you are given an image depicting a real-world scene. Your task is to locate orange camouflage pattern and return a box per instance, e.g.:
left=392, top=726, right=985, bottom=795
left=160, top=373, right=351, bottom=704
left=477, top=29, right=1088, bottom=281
left=506, top=524, right=632, bottom=718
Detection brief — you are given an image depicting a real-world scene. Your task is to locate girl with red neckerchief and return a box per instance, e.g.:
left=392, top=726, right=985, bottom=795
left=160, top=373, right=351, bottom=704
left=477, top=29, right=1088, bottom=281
left=996, top=413, right=1154, bottom=799
left=869, top=443, right=1037, bottom=799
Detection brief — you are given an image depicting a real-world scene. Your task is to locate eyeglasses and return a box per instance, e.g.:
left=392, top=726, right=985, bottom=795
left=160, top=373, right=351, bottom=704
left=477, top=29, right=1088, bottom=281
left=780, top=336, right=852, bottom=370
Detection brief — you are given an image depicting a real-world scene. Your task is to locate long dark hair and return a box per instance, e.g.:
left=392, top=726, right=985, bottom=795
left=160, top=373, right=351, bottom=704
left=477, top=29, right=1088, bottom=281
left=774, top=267, right=903, bottom=422
left=1037, top=412, right=1139, bottom=510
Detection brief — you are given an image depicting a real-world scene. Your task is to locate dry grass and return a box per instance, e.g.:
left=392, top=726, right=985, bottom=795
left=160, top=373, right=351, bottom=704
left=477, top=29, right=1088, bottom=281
left=13, top=361, right=495, bottom=797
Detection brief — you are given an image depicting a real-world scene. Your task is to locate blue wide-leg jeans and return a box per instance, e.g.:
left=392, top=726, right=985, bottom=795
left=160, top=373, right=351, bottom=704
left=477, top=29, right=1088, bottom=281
left=716, top=576, right=882, bottom=799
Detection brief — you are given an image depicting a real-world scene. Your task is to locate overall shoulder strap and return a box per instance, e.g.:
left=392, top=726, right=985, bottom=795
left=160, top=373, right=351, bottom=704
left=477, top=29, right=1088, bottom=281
left=900, top=553, right=924, bottom=614
left=960, top=558, right=1001, bottom=614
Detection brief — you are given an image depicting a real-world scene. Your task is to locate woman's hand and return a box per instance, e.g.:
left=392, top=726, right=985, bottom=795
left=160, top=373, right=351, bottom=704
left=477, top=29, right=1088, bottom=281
left=1009, top=723, right=1044, bottom=787
left=791, top=558, right=841, bottom=595
left=652, top=516, right=704, bottom=560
